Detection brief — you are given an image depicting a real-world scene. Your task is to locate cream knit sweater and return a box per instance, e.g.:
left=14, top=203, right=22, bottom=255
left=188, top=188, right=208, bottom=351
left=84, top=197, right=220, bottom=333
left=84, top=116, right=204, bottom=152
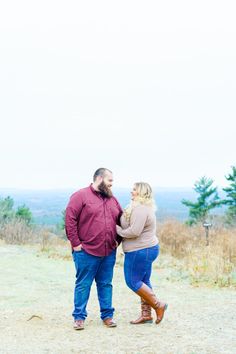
left=116, top=204, right=159, bottom=252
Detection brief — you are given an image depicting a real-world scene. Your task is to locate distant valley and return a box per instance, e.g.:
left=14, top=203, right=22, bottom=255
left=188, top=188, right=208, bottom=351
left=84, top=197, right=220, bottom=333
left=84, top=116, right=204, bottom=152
left=0, top=187, right=225, bottom=226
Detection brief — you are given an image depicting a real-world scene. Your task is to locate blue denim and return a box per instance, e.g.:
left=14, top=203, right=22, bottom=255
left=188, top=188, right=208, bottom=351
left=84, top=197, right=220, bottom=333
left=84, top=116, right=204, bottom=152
left=124, top=245, right=159, bottom=292
left=72, top=248, right=116, bottom=321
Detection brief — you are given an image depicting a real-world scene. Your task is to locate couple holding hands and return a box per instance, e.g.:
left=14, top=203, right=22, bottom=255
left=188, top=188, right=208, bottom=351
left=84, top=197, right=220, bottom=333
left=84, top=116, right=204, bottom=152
left=65, top=168, right=167, bottom=330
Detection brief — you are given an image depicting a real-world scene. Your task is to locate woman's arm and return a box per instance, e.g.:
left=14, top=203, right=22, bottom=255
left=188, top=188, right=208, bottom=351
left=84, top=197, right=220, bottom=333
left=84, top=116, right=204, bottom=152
left=116, top=206, right=147, bottom=239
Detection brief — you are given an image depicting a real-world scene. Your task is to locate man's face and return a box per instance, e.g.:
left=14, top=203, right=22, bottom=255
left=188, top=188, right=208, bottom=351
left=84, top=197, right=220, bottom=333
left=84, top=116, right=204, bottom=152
left=98, top=172, right=113, bottom=198
left=102, top=171, right=113, bottom=188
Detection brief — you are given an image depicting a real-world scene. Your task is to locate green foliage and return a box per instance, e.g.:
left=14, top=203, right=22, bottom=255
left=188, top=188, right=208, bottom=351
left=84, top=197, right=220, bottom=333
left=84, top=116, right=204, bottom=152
left=221, top=166, right=236, bottom=225
left=0, top=196, right=32, bottom=225
left=16, top=204, right=33, bottom=225
left=0, top=196, right=15, bottom=222
left=182, top=176, right=220, bottom=225
left=58, top=209, right=65, bottom=231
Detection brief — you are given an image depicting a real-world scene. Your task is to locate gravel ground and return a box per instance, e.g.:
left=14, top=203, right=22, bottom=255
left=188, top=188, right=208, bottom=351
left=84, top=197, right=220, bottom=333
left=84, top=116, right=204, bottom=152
left=0, top=244, right=235, bottom=354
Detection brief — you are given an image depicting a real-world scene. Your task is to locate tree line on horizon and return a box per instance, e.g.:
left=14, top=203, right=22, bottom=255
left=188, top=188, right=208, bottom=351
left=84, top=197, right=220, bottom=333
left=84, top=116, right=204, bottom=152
left=0, top=166, right=235, bottom=229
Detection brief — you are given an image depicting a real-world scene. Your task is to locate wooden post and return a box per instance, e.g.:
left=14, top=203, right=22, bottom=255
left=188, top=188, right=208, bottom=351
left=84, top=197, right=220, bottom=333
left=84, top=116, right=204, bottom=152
left=203, top=222, right=212, bottom=246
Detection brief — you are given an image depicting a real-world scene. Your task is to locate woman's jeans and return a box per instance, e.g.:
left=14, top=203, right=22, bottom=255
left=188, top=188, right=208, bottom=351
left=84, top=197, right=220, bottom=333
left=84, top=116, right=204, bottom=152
left=124, top=245, right=159, bottom=292
left=72, top=248, right=116, bottom=321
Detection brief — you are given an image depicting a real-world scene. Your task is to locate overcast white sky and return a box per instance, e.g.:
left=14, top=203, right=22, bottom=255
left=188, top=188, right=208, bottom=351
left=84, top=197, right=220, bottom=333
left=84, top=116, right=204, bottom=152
left=0, top=0, right=235, bottom=189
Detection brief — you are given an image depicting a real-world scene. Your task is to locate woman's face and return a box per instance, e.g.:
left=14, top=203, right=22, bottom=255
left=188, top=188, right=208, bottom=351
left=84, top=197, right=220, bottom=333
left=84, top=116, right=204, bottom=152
left=131, top=185, right=138, bottom=200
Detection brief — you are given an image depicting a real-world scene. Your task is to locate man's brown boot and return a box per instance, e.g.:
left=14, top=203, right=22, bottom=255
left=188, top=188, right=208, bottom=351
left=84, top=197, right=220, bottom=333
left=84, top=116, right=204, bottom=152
left=73, top=319, right=85, bottom=330
left=130, top=298, right=153, bottom=324
left=136, top=284, right=168, bottom=324
left=103, top=318, right=117, bottom=328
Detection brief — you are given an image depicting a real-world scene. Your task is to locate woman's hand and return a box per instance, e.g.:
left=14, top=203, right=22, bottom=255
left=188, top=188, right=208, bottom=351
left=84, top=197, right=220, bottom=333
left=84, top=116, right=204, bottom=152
left=116, top=225, right=122, bottom=235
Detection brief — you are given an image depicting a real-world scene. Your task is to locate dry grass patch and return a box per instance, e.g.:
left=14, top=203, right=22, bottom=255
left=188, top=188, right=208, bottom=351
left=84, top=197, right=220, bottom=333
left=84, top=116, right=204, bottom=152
left=158, top=220, right=236, bottom=287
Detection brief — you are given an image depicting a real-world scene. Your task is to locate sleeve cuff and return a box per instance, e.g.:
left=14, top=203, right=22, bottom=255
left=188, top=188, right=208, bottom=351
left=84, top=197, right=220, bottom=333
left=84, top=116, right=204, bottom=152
left=71, top=240, right=81, bottom=248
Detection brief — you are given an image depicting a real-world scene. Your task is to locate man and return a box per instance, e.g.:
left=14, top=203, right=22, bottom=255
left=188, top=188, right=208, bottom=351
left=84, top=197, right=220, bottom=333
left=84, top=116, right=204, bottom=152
left=65, top=168, right=122, bottom=330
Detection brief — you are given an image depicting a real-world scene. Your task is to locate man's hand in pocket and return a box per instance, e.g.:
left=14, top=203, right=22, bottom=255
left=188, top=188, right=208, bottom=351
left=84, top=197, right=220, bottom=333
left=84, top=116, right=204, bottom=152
left=73, top=245, right=82, bottom=252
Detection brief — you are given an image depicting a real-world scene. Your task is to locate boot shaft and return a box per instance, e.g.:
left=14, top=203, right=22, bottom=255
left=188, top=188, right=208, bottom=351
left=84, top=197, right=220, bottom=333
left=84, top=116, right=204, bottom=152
left=136, top=284, right=167, bottom=324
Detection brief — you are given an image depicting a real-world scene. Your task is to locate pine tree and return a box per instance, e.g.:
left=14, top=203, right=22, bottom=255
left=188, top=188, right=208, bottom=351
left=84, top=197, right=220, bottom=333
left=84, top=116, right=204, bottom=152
left=182, top=176, right=220, bottom=225
left=0, top=196, right=15, bottom=222
left=222, top=166, right=236, bottom=225
left=16, top=204, right=33, bottom=225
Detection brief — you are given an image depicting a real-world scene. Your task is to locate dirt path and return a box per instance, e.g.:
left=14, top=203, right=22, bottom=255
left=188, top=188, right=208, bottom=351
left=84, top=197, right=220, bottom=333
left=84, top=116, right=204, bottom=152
left=0, top=244, right=235, bottom=354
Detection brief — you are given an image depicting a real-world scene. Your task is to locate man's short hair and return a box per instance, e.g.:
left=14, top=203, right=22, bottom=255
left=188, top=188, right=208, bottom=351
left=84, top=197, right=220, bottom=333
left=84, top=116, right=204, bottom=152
left=93, top=168, right=112, bottom=182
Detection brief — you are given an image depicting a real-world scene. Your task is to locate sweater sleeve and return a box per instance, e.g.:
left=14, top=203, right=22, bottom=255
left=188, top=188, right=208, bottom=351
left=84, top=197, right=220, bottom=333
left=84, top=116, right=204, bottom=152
left=116, top=206, right=147, bottom=239
left=65, top=192, right=84, bottom=247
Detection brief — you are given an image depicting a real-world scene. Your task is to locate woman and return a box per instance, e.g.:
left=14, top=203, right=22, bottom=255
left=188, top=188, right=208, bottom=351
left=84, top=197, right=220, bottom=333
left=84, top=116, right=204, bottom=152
left=116, top=182, right=167, bottom=325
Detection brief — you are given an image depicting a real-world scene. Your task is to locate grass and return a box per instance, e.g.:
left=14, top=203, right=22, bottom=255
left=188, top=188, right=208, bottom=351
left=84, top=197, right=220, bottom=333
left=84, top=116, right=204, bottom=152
left=158, top=220, right=236, bottom=287
left=1, top=219, right=236, bottom=288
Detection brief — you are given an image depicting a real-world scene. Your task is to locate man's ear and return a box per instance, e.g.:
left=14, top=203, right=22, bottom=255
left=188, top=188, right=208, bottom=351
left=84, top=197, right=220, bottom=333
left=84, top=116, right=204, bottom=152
left=97, top=176, right=103, bottom=183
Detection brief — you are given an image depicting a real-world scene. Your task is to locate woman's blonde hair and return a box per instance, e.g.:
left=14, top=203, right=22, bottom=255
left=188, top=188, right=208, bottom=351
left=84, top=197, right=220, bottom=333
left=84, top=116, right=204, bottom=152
left=123, top=182, right=157, bottom=222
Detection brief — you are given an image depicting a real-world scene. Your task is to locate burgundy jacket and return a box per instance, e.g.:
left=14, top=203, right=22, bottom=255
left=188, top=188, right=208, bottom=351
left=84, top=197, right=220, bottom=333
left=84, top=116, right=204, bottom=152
left=65, top=184, right=123, bottom=256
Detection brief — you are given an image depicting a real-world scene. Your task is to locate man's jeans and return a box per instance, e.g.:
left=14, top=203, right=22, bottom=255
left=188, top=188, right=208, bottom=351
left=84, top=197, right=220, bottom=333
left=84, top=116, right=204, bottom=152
left=72, top=248, right=116, bottom=321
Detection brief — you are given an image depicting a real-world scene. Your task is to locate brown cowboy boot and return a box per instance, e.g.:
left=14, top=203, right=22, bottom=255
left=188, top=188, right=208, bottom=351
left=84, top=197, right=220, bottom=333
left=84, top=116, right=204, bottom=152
left=130, top=298, right=153, bottom=324
left=136, top=284, right=168, bottom=324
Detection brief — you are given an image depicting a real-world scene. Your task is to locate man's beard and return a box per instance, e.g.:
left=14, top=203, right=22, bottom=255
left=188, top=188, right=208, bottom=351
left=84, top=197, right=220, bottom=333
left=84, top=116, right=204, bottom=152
left=98, top=181, right=113, bottom=198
